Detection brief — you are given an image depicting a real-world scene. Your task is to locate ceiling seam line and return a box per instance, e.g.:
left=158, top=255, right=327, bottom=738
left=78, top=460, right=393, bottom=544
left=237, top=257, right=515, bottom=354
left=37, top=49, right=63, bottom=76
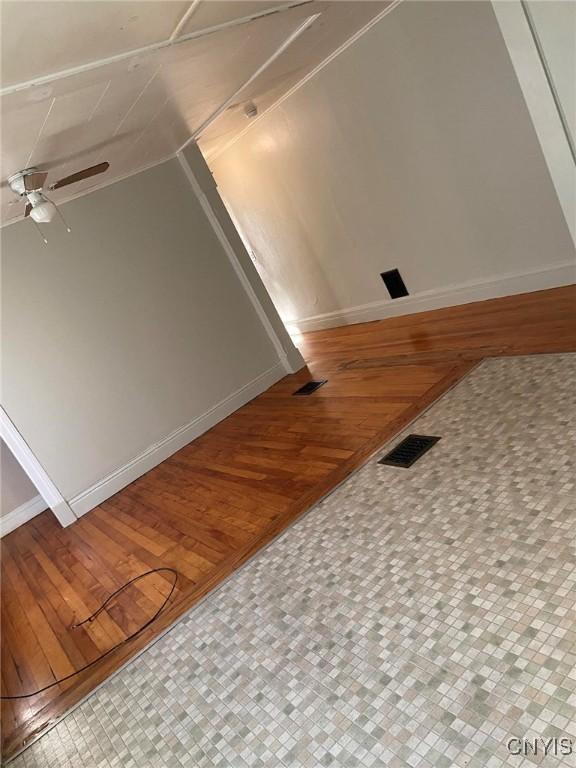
left=24, top=97, right=56, bottom=168
left=127, top=97, right=173, bottom=156
left=113, top=68, right=161, bottom=137
left=87, top=80, right=112, bottom=123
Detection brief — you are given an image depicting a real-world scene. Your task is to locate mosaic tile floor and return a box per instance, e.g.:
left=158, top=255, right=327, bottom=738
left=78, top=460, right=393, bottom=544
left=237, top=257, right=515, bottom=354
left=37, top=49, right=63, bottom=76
left=9, top=354, right=576, bottom=768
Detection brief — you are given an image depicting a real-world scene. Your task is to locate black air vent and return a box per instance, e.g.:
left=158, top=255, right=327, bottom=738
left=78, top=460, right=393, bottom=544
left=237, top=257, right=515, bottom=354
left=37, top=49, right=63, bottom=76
left=381, top=269, right=409, bottom=299
left=292, top=380, right=327, bottom=396
left=378, top=434, right=441, bottom=468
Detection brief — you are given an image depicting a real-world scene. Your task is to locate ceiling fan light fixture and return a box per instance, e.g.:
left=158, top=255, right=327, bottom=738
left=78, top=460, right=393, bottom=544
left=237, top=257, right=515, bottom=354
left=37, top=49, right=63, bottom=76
left=6, top=162, right=109, bottom=226
left=29, top=198, right=57, bottom=223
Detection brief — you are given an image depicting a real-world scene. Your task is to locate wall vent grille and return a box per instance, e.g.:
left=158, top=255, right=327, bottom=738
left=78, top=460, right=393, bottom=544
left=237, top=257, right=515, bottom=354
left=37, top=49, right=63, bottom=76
left=381, top=268, right=409, bottom=298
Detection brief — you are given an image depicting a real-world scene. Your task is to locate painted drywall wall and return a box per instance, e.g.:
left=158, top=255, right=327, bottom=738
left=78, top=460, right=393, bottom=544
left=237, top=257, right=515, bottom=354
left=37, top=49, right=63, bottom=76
left=1, top=157, right=282, bottom=504
left=210, top=0, right=576, bottom=331
left=527, top=0, right=575, bottom=144
left=0, top=439, right=40, bottom=517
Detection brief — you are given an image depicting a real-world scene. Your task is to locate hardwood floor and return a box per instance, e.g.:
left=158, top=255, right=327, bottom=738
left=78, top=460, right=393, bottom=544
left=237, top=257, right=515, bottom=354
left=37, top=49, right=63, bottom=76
left=2, top=285, right=575, bottom=760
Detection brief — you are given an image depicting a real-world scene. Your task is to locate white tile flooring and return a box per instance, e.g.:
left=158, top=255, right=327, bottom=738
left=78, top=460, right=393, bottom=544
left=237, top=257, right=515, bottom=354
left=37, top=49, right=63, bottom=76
left=10, top=354, right=576, bottom=767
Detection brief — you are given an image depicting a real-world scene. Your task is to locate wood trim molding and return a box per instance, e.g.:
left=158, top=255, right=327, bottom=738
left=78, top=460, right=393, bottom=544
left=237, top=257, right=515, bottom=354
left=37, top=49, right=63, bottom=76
left=0, top=408, right=77, bottom=528
left=0, top=495, right=48, bottom=537
left=69, top=362, right=286, bottom=517
left=285, top=261, right=576, bottom=333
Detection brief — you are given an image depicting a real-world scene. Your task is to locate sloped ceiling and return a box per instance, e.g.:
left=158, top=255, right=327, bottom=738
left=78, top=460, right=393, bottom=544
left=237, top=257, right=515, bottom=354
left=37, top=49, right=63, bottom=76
left=1, top=0, right=392, bottom=224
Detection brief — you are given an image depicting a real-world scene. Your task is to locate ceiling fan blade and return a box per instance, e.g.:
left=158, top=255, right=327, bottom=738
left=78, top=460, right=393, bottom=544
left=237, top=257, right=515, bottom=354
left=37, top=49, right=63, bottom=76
left=50, top=162, right=109, bottom=191
left=24, top=202, right=32, bottom=217
left=24, top=171, right=48, bottom=192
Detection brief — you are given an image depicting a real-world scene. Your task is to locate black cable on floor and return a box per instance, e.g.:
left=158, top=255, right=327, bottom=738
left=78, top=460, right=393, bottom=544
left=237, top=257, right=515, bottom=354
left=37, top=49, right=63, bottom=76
left=1, top=567, right=178, bottom=700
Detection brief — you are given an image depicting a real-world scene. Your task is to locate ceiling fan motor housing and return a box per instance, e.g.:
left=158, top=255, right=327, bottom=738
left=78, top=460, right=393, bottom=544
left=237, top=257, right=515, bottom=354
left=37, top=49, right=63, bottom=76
left=7, top=168, right=44, bottom=196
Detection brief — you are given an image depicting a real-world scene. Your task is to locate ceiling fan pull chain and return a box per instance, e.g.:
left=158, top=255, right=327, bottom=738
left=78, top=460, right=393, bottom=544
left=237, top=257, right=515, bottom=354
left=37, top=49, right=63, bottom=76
left=55, top=203, right=72, bottom=233
left=30, top=218, right=48, bottom=245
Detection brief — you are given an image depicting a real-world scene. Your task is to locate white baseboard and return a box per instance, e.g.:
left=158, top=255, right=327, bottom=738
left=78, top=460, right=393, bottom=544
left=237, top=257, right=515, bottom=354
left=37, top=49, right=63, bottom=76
left=1, top=495, right=48, bottom=537
left=70, top=362, right=286, bottom=517
left=285, top=262, right=576, bottom=333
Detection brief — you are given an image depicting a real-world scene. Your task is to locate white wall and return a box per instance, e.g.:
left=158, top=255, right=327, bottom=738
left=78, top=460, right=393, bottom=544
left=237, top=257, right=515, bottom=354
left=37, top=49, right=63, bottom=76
left=210, top=0, right=576, bottom=332
left=1, top=154, right=290, bottom=512
left=1, top=439, right=40, bottom=517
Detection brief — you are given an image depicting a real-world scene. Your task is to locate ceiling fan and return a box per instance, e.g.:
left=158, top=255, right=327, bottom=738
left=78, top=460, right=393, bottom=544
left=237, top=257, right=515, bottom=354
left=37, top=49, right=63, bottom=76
left=7, top=161, right=110, bottom=225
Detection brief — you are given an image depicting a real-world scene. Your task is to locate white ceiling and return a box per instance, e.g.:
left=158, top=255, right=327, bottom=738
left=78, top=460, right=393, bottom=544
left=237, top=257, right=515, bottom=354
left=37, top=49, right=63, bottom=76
left=1, top=0, right=392, bottom=224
